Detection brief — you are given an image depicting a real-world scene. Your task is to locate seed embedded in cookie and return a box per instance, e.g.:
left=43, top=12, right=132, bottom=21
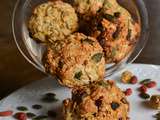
left=90, top=0, right=140, bottom=63
left=28, top=1, right=78, bottom=43
left=43, top=33, right=105, bottom=88
left=63, top=80, right=130, bottom=120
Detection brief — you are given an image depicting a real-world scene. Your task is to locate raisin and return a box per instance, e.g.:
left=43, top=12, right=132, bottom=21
left=114, top=12, right=121, bottom=18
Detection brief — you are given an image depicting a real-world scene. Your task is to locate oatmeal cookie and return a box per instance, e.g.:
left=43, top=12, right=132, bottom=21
left=91, top=0, right=140, bottom=63
left=28, top=1, right=78, bottom=43
left=72, top=0, right=104, bottom=20
left=44, top=33, right=105, bottom=87
left=63, top=80, right=129, bottom=120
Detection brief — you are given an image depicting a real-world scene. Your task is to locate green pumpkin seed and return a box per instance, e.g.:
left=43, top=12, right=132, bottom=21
left=98, top=81, right=109, bottom=87
left=16, top=106, right=28, bottom=111
left=111, top=102, right=120, bottom=110
left=32, top=104, right=42, bottom=110
left=104, top=14, right=115, bottom=22
left=140, top=79, right=151, bottom=84
left=26, top=112, right=36, bottom=118
left=139, top=93, right=150, bottom=99
left=111, top=48, right=117, bottom=57
left=42, top=93, right=58, bottom=103
left=74, top=71, right=82, bottom=80
left=91, top=53, right=103, bottom=63
left=32, top=115, right=48, bottom=120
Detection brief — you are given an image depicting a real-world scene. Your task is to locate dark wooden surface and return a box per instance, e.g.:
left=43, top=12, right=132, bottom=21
left=0, top=0, right=160, bottom=99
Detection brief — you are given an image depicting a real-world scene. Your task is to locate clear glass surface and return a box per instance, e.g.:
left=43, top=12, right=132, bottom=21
left=12, top=0, right=149, bottom=76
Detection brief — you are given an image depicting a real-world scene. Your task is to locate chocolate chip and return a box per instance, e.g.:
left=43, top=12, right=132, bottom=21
left=111, top=102, right=120, bottom=110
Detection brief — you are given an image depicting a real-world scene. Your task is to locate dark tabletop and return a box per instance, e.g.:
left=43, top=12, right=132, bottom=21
left=0, top=0, right=160, bottom=99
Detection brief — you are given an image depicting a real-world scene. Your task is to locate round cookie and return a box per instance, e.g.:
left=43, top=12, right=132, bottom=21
left=63, top=80, right=129, bottom=120
left=28, top=1, right=78, bottom=43
left=72, top=0, right=104, bottom=20
left=91, top=0, right=140, bottom=63
left=44, top=33, right=105, bottom=88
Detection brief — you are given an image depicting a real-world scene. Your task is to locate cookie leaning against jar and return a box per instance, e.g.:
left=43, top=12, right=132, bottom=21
left=63, top=80, right=130, bottom=120
left=28, top=1, right=78, bottom=43
left=91, top=0, right=140, bottom=63
left=44, top=33, right=105, bottom=88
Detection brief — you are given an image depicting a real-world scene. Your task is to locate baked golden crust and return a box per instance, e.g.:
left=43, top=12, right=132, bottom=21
left=63, top=80, right=129, bottom=120
left=28, top=1, right=78, bottom=43
left=90, top=0, right=140, bottom=63
left=72, top=0, right=105, bottom=20
left=44, top=33, right=105, bottom=88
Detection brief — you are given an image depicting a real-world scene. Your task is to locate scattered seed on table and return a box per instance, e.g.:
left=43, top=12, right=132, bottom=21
left=32, top=104, right=42, bottom=110
left=0, top=110, right=13, bottom=117
left=42, top=93, right=58, bottom=103
left=139, top=92, right=150, bottom=99
left=26, top=112, right=36, bottom=118
left=140, top=79, right=151, bottom=84
left=47, top=110, right=57, bottom=118
left=16, top=106, right=28, bottom=111
left=32, top=115, right=48, bottom=120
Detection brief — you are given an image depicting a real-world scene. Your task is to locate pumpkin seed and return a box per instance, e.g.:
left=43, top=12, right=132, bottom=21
left=140, top=79, right=151, bottom=85
left=32, top=104, right=42, bottom=110
left=26, top=112, right=36, bottom=118
left=42, top=93, right=58, bottom=103
left=139, top=93, right=150, bottom=99
left=98, top=81, right=109, bottom=87
left=16, top=106, right=28, bottom=111
left=104, top=14, right=115, bottom=22
left=32, top=115, right=48, bottom=120
left=91, top=53, right=103, bottom=63
left=74, top=71, right=82, bottom=80
left=111, top=102, right=120, bottom=110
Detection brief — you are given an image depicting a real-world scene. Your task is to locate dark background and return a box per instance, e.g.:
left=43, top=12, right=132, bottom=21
left=0, top=0, right=160, bottom=99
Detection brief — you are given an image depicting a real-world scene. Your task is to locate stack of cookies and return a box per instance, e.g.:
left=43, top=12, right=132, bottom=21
left=28, top=0, right=140, bottom=119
